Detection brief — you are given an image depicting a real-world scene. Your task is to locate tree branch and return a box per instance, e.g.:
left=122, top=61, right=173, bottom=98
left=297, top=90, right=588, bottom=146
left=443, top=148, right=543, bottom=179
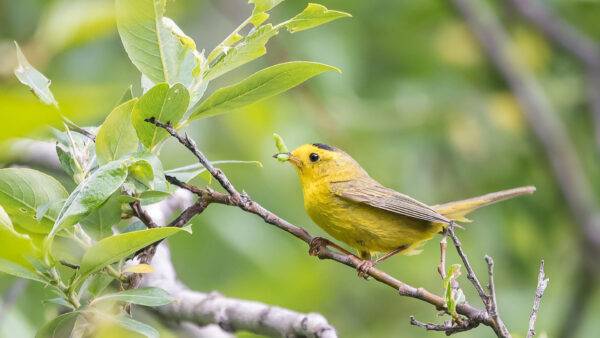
left=527, top=261, right=549, bottom=338
left=141, top=242, right=338, bottom=338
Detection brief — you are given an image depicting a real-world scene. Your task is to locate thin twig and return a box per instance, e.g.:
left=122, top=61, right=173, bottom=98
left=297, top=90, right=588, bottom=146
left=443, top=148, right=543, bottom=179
left=446, top=222, right=489, bottom=304
left=59, top=259, right=80, bottom=270
left=484, top=255, right=508, bottom=337
left=409, top=315, right=479, bottom=336
left=62, top=118, right=96, bottom=142
left=527, top=260, right=549, bottom=338
left=145, top=117, right=240, bottom=198
left=129, top=199, right=158, bottom=229
left=128, top=199, right=161, bottom=288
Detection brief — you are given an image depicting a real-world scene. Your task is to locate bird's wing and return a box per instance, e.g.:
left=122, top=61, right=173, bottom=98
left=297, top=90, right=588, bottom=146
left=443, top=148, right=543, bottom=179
left=330, top=179, right=450, bottom=224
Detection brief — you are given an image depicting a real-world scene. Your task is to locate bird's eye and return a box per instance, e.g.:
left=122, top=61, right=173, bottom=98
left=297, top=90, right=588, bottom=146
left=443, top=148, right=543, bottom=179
left=309, top=153, right=320, bottom=162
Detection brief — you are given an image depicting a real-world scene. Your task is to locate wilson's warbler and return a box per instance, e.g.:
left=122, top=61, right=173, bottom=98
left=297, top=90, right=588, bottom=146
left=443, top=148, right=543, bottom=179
left=274, top=143, right=535, bottom=276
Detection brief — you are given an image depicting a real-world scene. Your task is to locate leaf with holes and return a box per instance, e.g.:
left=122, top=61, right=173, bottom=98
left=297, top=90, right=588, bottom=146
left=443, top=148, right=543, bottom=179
left=50, top=160, right=128, bottom=238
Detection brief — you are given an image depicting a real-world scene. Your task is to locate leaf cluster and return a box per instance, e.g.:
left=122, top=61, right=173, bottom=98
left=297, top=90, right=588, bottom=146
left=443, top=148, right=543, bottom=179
left=3, top=0, right=349, bottom=336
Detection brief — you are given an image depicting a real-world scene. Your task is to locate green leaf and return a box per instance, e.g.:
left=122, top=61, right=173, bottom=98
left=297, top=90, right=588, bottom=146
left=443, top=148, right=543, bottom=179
left=128, top=159, right=155, bottom=190
left=190, top=62, right=339, bottom=120
left=118, top=85, right=134, bottom=105
left=272, top=133, right=290, bottom=162
left=50, top=160, right=128, bottom=237
left=0, top=223, right=41, bottom=270
left=84, top=273, right=115, bottom=297
left=118, top=195, right=139, bottom=203
left=443, top=264, right=461, bottom=290
left=204, top=24, right=278, bottom=82
left=165, top=160, right=262, bottom=183
left=78, top=227, right=184, bottom=278
left=13, top=41, right=58, bottom=107
left=42, top=298, right=74, bottom=309
left=140, top=190, right=172, bottom=205
left=92, top=287, right=174, bottom=306
left=0, top=257, right=44, bottom=283
left=96, top=99, right=140, bottom=165
left=282, top=3, right=351, bottom=33
left=139, top=190, right=171, bottom=199
left=122, top=221, right=146, bottom=234
left=115, top=0, right=197, bottom=85
left=80, top=191, right=122, bottom=241
left=132, top=83, right=189, bottom=150
left=125, top=152, right=170, bottom=199
left=56, top=144, right=79, bottom=179
left=0, top=168, right=68, bottom=234
left=35, top=311, right=80, bottom=338
left=109, top=315, right=159, bottom=338
left=443, top=264, right=462, bottom=318
left=250, top=0, right=284, bottom=14
left=36, top=201, right=61, bottom=224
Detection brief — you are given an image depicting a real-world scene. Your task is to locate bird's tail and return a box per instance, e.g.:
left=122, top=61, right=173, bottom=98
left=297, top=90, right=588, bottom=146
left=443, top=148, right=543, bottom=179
left=432, top=186, right=536, bottom=222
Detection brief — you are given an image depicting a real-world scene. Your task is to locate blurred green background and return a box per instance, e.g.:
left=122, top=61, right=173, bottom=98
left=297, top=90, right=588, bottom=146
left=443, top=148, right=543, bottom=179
left=1, top=0, right=599, bottom=337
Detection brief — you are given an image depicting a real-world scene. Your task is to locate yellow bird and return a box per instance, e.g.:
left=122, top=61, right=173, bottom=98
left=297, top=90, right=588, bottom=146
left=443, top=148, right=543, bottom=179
left=275, top=143, right=535, bottom=276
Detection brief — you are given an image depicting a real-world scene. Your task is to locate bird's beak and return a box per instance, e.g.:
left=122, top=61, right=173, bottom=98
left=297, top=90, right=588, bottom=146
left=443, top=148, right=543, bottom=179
left=273, top=152, right=301, bottom=165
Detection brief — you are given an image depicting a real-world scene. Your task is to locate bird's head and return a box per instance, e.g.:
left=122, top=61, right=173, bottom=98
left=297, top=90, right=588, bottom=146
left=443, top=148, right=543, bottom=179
left=274, top=143, right=368, bottom=185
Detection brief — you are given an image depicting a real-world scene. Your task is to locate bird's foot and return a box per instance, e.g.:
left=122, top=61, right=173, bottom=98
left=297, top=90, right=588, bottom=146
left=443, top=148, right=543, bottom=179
left=356, top=259, right=374, bottom=280
left=308, top=237, right=331, bottom=256
left=308, top=237, right=355, bottom=257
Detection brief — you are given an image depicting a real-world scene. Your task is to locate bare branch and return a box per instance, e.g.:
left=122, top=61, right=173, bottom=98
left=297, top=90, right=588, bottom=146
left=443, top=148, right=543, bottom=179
left=527, top=261, right=549, bottom=338
left=446, top=222, right=510, bottom=337
left=484, top=255, right=508, bottom=337
left=142, top=242, right=338, bottom=337
left=446, top=222, right=488, bottom=303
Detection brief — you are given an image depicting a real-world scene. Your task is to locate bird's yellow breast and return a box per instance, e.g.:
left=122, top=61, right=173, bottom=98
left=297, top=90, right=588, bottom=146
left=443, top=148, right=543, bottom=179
left=301, top=179, right=441, bottom=255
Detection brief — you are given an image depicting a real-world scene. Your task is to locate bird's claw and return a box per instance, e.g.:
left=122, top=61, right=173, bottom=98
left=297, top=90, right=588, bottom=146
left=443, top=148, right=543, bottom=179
left=308, top=237, right=330, bottom=256
left=356, top=260, right=374, bottom=280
